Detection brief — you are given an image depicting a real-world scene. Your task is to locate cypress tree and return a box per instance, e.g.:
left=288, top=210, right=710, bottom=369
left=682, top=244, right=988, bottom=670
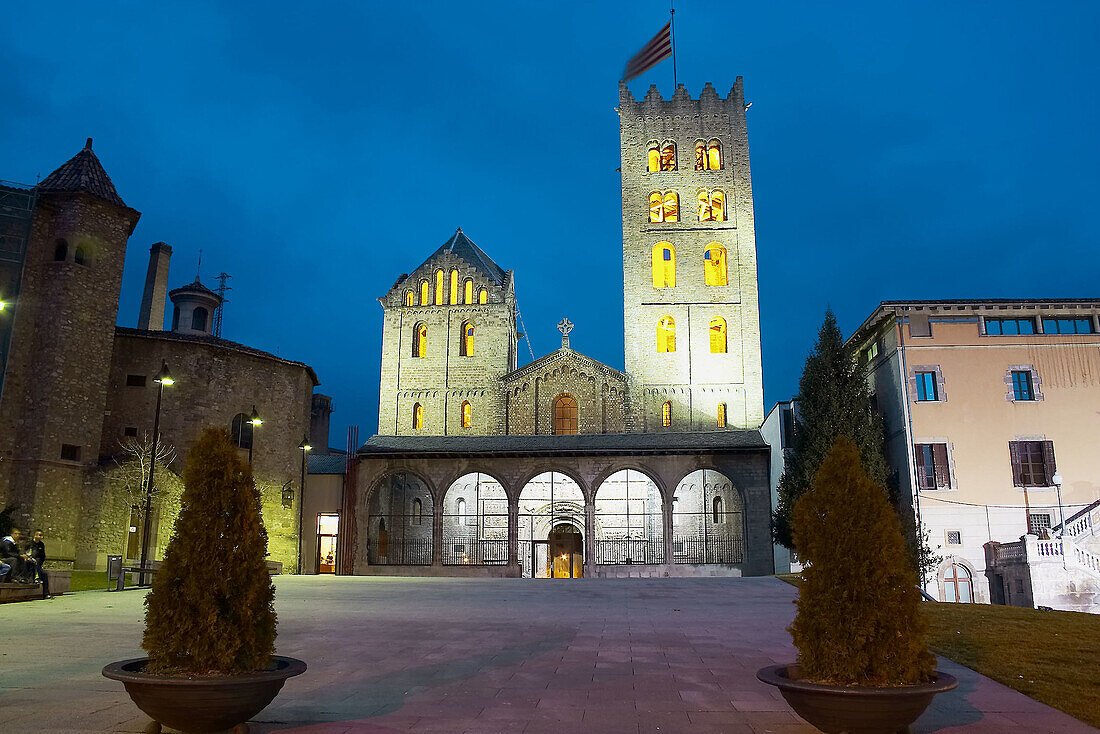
left=142, top=427, right=276, bottom=675
left=773, top=310, right=891, bottom=549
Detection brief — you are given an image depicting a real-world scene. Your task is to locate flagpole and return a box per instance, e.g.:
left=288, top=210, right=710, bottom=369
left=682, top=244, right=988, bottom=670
left=670, top=1, right=678, bottom=87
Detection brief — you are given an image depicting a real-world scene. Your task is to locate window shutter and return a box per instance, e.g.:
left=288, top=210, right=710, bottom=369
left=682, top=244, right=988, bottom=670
left=1008, top=441, right=1024, bottom=487
left=1041, top=440, right=1057, bottom=485
left=933, top=444, right=950, bottom=488
left=914, top=444, right=928, bottom=490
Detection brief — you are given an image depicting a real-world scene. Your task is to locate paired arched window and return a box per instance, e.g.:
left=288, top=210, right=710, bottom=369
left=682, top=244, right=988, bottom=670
left=192, top=307, right=208, bottom=332
left=717, top=403, right=727, bottom=428
left=651, top=243, right=676, bottom=288
left=74, top=246, right=87, bottom=265
left=704, top=243, right=727, bottom=286
left=695, top=139, right=721, bottom=170
left=698, top=189, right=726, bottom=222
left=435, top=269, right=444, bottom=304
left=461, top=401, right=472, bottom=428
left=713, top=496, right=724, bottom=523
left=54, top=239, right=68, bottom=261
left=657, top=316, right=676, bottom=353
left=412, top=497, right=423, bottom=525
left=553, top=394, right=578, bottom=435
left=450, top=269, right=459, bottom=305
left=404, top=291, right=414, bottom=306
left=419, top=280, right=429, bottom=305
left=646, top=141, right=676, bottom=172
left=662, top=401, right=672, bottom=427
left=230, top=412, right=253, bottom=450
left=412, top=322, right=428, bottom=357
left=464, top=279, right=474, bottom=305
left=460, top=321, right=474, bottom=356
left=709, top=317, right=727, bottom=353
left=649, top=191, right=679, bottom=222
left=478, top=288, right=488, bottom=305
left=412, top=403, right=424, bottom=430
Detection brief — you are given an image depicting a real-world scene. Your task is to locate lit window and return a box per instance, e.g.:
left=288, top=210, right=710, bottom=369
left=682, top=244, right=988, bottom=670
left=404, top=291, right=413, bottom=306
left=554, top=394, right=578, bottom=435
left=435, top=269, right=444, bottom=304
left=709, top=317, right=727, bottom=353
left=717, top=403, right=727, bottom=428
left=694, top=140, right=706, bottom=170
left=461, top=401, right=472, bottom=428
left=713, top=496, right=724, bottom=523
left=649, top=191, right=679, bottom=222
left=412, top=403, right=424, bottom=430
left=450, top=269, right=459, bottom=305
left=698, top=189, right=726, bottom=221
left=419, top=280, right=429, bottom=305
left=703, top=244, right=727, bottom=286
left=464, top=279, right=473, bottom=305
left=413, top=323, right=427, bottom=357
left=662, top=401, right=672, bottom=427
left=1011, top=370, right=1034, bottom=401
left=478, top=289, right=488, bottom=305
left=915, top=372, right=938, bottom=401
left=651, top=243, right=676, bottom=288
left=707, top=140, right=721, bottom=170
left=660, top=141, right=677, bottom=171
left=657, top=316, right=676, bottom=353
left=663, top=191, right=679, bottom=221
left=649, top=192, right=662, bottom=222
left=647, top=142, right=660, bottom=173
left=461, top=321, right=474, bottom=356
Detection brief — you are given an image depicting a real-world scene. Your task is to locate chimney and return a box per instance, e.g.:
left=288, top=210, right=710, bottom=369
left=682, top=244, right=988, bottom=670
left=310, top=394, right=333, bottom=454
left=138, top=242, right=172, bottom=330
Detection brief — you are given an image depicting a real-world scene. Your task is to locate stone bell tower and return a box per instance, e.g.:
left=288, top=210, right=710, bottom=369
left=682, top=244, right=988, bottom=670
left=619, top=80, right=764, bottom=432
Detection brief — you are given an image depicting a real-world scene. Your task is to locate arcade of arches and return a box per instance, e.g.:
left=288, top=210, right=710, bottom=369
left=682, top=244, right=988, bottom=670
left=349, top=433, right=773, bottom=578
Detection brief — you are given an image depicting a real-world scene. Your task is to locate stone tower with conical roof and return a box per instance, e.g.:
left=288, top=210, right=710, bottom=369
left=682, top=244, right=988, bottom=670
left=377, top=229, right=517, bottom=436
left=0, top=139, right=140, bottom=559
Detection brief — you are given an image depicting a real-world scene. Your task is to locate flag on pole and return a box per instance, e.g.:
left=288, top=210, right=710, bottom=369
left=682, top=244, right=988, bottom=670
left=622, top=21, right=673, bottom=83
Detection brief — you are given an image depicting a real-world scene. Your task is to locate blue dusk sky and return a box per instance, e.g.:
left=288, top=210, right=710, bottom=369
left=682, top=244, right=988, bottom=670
left=3, top=2, right=1098, bottom=447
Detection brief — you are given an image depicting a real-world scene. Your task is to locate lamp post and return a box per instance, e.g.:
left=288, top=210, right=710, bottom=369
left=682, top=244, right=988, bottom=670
left=297, top=436, right=312, bottom=574
left=139, top=361, right=174, bottom=586
left=1052, top=471, right=1066, bottom=536
left=247, top=405, right=262, bottom=464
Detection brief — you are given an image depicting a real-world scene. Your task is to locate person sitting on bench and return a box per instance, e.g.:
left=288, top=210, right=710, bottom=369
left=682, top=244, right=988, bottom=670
left=1, top=528, right=37, bottom=583
left=29, top=530, right=49, bottom=598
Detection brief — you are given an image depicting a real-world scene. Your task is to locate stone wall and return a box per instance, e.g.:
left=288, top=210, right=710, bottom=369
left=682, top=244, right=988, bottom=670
left=503, top=349, right=628, bottom=435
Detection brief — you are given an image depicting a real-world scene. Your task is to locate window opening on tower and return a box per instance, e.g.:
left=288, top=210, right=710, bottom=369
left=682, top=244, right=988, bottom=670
left=648, top=191, right=679, bottom=223
left=435, top=269, right=444, bottom=305
left=412, top=403, right=424, bottom=430
left=419, top=280, right=429, bottom=305
left=657, top=316, right=676, bottom=353
left=662, top=401, right=672, bottom=427
left=479, top=288, right=488, bottom=305
left=413, top=322, right=427, bottom=357
left=461, top=321, right=474, bottom=356
left=698, top=190, right=726, bottom=222
left=464, top=279, right=474, bottom=305
left=709, top=317, right=727, bottom=353
left=450, top=269, right=459, bottom=305
left=704, top=244, right=727, bottom=286
left=461, top=401, right=472, bottom=428
left=695, top=140, right=722, bottom=170
left=651, top=243, right=676, bottom=288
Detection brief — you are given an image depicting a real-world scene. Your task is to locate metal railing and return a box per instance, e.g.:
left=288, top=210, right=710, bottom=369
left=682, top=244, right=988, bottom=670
left=367, top=539, right=432, bottom=565
left=442, top=539, right=508, bottom=565
left=595, top=538, right=665, bottom=565
left=671, top=536, right=743, bottom=565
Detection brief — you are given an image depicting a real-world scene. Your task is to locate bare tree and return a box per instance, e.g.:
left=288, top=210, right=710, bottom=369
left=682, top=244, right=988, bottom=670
left=114, top=433, right=178, bottom=512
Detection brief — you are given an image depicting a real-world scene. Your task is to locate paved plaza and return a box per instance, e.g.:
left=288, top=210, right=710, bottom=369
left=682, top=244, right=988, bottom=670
left=0, top=576, right=1094, bottom=733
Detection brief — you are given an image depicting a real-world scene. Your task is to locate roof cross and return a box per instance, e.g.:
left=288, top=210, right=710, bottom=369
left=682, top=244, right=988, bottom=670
left=558, top=318, right=574, bottom=348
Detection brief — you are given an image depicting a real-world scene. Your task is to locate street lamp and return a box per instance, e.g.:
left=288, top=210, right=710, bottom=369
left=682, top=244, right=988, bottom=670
left=247, top=405, right=262, bottom=464
left=1052, top=471, right=1065, bottom=536
left=297, top=436, right=312, bottom=574
left=139, top=361, right=174, bottom=586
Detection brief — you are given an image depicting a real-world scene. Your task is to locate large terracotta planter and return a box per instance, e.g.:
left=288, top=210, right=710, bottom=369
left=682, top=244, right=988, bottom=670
left=103, top=656, right=306, bottom=733
left=756, top=664, right=957, bottom=734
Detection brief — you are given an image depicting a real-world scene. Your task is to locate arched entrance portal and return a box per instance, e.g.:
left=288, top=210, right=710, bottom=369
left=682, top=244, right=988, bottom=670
left=518, top=471, right=585, bottom=578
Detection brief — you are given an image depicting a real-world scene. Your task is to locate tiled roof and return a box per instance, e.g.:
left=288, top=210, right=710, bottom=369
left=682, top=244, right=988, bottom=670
left=417, top=229, right=508, bottom=285
left=308, top=453, right=349, bottom=475
left=358, top=431, right=767, bottom=456
left=38, top=139, right=127, bottom=208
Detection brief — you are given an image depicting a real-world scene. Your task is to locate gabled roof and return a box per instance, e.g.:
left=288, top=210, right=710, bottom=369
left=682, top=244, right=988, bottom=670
left=38, top=138, right=127, bottom=208
left=504, top=346, right=627, bottom=384
left=415, top=229, right=507, bottom=285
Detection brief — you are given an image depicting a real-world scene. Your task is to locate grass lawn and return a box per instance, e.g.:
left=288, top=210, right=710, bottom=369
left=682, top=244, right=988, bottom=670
left=66, top=569, right=111, bottom=592
left=775, top=574, right=1100, bottom=728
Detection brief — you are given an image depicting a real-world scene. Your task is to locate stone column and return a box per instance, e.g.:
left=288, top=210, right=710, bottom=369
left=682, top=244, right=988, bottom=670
left=663, top=499, right=675, bottom=569
left=508, top=494, right=519, bottom=572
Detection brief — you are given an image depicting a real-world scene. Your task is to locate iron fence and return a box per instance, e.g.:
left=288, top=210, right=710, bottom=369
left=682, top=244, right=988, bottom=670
left=442, top=538, right=508, bottom=565
left=367, top=538, right=432, bottom=565
left=671, top=536, right=744, bottom=564
left=595, top=538, right=665, bottom=565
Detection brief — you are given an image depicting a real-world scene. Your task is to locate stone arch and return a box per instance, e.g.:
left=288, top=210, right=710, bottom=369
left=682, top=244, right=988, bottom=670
left=441, top=472, right=509, bottom=566
left=592, top=468, right=666, bottom=565
left=517, top=469, right=587, bottom=578
left=365, top=470, right=435, bottom=565
left=514, top=464, right=590, bottom=502
left=591, top=462, right=669, bottom=502
left=937, top=555, right=979, bottom=604
left=671, top=468, right=745, bottom=565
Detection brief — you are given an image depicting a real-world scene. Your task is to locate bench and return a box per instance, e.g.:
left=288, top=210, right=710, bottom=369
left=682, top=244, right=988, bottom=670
left=107, top=555, right=160, bottom=591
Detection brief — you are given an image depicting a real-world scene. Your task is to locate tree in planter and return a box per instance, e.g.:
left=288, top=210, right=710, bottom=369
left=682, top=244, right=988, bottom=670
left=142, top=428, right=276, bottom=674
left=789, top=436, right=934, bottom=686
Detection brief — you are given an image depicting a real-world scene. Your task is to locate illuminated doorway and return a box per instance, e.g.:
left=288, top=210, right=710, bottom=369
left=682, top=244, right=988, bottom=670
left=317, top=513, right=338, bottom=574
left=518, top=471, right=585, bottom=578
left=548, top=524, right=583, bottom=578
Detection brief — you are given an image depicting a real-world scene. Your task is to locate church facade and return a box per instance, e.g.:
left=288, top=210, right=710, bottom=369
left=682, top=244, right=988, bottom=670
left=342, top=79, right=773, bottom=579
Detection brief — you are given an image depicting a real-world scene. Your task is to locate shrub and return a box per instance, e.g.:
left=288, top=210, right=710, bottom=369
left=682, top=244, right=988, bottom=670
left=142, top=428, right=276, bottom=675
left=788, top=436, right=934, bottom=686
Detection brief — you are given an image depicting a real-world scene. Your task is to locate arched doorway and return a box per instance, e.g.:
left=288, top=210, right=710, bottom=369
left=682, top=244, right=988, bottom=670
left=671, top=469, right=744, bottom=564
left=518, top=471, right=585, bottom=578
left=942, top=563, right=974, bottom=603
left=549, top=524, right=583, bottom=578
left=593, top=469, right=665, bottom=565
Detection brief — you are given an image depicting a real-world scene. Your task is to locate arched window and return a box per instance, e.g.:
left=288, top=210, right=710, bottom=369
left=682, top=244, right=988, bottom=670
left=713, top=496, right=724, bottom=523
left=662, top=401, right=672, bottom=427
left=709, top=317, right=727, bottom=353
left=435, top=269, right=445, bottom=304
left=646, top=142, right=660, bottom=173
left=464, top=279, right=474, bottom=305
left=412, top=403, right=424, bottom=430
left=450, top=269, right=459, bottom=305
left=694, top=140, right=707, bottom=171
left=660, top=141, right=677, bottom=171
left=419, top=280, right=429, bottom=305
left=413, top=497, right=423, bottom=525
left=461, top=401, right=472, bottom=428
left=943, top=563, right=973, bottom=603
left=478, top=289, right=488, bottom=305
left=404, top=291, right=414, bottom=306
left=704, top=243, right=727, bottom=286
left=717, top=403, right=727, bottom=428
left=460, top=321, right=474, bottom=356
left=698, top=189, right=726, bottom=222
left=191, top=307, right=208, bottom=332
left=54, top=239, right=68, bottom=261
left=74, top=246, right=87, bottom=265
left=231, top=412, right=253, bottom=450
left=648, top=191, right=679, bottom=222
left=553, top=394, right=578, bottom=435
left=707, top=140, right=722, bottom=170
left=457, top=498, right=467, bottom=518
left=412, top=323, right=427, bottom=357
left=657, top=316, right=676, bottom=353
left=651, top=243, right=676, bottom=288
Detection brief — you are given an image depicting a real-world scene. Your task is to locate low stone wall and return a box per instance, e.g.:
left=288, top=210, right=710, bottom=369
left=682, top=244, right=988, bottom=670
left=359, top=564, right=522, bottom=578
left=0, top=583, right=43, bottom=603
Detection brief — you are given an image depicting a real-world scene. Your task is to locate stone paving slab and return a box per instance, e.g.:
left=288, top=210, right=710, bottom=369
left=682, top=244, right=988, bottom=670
left=0, top=576, right=1094, bottom=733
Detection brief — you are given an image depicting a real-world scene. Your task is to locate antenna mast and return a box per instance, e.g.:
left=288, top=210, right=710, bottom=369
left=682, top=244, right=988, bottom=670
left=213, top=272, right=233, bottom=338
